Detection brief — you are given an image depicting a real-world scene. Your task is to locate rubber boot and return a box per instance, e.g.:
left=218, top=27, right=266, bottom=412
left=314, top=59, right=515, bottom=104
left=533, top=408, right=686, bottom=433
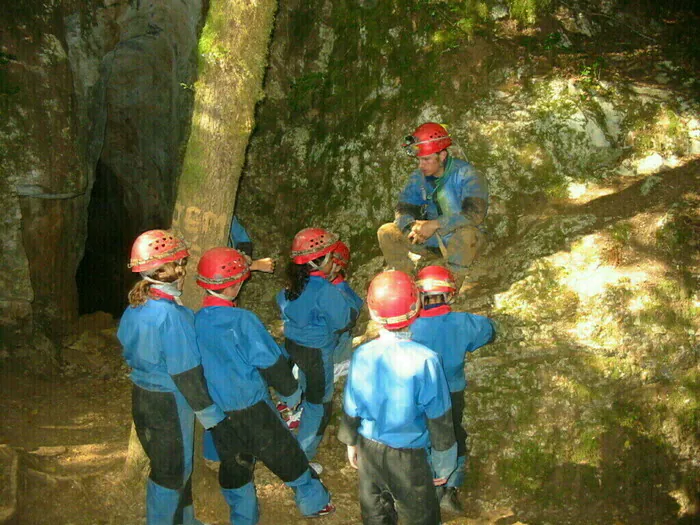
left=439, top=487, right=464, bottom=514
left=221, top=483, right=259, bottom=525
left=286, top=468, right=331, bottom=517
left=377, top=223, right=417, bottom=274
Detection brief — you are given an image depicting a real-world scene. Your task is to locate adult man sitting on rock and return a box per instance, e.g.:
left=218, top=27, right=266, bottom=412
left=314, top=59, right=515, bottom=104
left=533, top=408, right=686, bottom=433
left=377, top=122, right=489, bottom=289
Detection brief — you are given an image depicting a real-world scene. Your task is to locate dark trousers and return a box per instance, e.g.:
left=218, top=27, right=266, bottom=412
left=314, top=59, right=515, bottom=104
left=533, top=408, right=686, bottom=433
left=451, top=390, right=467, bottom=458
left=210, top=400, right=310, bottom=489
left=358, top=436, right=441, bottom=525
left=132, top=385, right=194, bottom=523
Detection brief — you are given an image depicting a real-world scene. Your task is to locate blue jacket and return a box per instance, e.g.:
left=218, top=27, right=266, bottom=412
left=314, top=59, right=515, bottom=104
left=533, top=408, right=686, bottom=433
left=119, top=298, right=202, bottom=392
left=342, top=331, right=452, bottom=448
left=396, top=157, right=488, bottom=248
left=340, top=330, right=457, bottom=478
left=276, top=275, right=353, bottom=353
left=411, top=305, right=495, bottom=392
left=335, top=279, right=363, bottom=313
left=229, top=216, right=251, bottom=246
left=118, top=296, right=225, bottom=428
left=195, top=304, right=291, bottom=412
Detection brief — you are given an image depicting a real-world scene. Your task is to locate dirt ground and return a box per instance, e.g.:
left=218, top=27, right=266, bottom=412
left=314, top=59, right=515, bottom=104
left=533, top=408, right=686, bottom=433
left=0, top=345, right=507, bottom=525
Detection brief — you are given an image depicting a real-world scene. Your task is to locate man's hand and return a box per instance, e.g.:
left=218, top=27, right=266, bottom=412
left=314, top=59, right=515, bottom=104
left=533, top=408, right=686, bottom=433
left=347, top=445, right=359, bottom=469
left=433, top=477, right=448, bottom=486
left=250, top=257, right=276, bottom=273
left=407, top=220, right=439, bottom=244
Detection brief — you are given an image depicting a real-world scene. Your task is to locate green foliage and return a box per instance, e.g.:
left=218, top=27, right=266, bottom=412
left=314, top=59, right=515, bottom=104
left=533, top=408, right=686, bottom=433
left=507, top=0, right=551, bottom=25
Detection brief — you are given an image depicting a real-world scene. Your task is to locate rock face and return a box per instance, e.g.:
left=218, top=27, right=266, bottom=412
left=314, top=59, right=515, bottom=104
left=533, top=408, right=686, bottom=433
left=0, top=0, right=204, bottom=355
left=234, top=0, right=699, bottom=520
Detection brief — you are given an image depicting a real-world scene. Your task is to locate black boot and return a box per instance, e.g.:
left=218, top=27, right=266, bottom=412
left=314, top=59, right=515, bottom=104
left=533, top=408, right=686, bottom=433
left=439, top=487, right=464, bottom=514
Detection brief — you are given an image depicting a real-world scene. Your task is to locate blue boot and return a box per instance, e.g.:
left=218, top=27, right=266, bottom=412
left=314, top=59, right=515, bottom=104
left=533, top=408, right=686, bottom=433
left=221, top=482, right=259, bottom=525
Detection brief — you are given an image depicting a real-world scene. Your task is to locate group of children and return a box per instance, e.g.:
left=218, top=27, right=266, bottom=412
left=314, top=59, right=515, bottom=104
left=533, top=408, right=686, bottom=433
left=117, top=223, right=494, bottom=525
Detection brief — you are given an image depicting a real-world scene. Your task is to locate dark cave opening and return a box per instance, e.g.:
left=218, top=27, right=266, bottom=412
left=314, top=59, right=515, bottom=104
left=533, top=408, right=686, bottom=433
left=76, top=160, right=136, bottom=318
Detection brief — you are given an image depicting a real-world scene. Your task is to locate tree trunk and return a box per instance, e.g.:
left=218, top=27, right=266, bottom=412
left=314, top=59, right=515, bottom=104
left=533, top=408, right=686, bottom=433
left=172, top=0, right=278, bottom=309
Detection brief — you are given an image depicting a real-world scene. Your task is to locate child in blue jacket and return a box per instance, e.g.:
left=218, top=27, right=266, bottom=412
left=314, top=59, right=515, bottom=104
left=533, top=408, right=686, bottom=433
left=339, top=270, right=457, bottom=525
left=118, top=230, right=225, bottom=525
left=411, top=265, right=496, bottom=513
left=194, top=247, right=334, bottom=523
left=329, top=241, right=363, bottom=377
left=276, top=228, right=355, bottom=470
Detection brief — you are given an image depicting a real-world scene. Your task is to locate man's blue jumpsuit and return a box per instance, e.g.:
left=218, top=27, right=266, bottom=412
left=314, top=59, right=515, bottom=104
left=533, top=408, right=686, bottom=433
left=411, top=304, right=495, bottom=488
left=228, top=216, right=253, bottom=257
left=194, top=295, right=330, bottom=523
left=338, top=330, right=458, bottom=525
left=379, top=157, right=489, bottom=274
left=330, top=275, right=363, bottom=365
left=118, top=291, right=225, bottom=525
left=276, top=273, right=354, bottom=460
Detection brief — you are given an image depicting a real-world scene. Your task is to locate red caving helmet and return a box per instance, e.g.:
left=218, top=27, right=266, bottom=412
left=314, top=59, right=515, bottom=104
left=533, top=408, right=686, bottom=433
left=291, top=228, right=339, bottom=264
left=196, top=247, right=250, bottom=290
left=416, top=265, right=457, bottom=295
left=403, top=122, right=452, bottom=157
left=128, top=230, right=189, bottom=273
left=333, top=241, right=351, bottom=268
left=367, top=270, right=421, bottom=330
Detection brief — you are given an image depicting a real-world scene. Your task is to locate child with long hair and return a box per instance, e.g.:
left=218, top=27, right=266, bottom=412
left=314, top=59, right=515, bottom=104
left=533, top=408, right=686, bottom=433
left=276, top=228, right=356, bottom=473
left=117, top=230, right=225, bottom=525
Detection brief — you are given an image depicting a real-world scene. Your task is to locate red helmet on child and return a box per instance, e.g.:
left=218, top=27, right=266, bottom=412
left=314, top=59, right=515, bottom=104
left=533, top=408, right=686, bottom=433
left=416, top=265, right=457, bottom=295
left=403, top=122, right=452, bottom=157
left=291, top=228, right=339, bottom=264
left=367, top=270, right=420, bottom=330
left=128, top=230, right=189, bottom=273
left=196, top=247, right=250, bottom=290
left=333, top=241, right=351, bottom=268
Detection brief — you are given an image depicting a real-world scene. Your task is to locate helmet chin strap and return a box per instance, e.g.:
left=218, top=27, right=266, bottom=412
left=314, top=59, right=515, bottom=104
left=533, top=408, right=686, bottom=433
left=141, top=273, right=183, bottom=300
left=206, top=289, right=234, bottom=302
left=307, top=252, right=332, bottom=271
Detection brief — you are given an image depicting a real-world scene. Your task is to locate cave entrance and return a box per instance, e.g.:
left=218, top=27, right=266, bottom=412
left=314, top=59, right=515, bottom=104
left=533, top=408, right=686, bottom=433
left=76, top=160, right=135, bottom=318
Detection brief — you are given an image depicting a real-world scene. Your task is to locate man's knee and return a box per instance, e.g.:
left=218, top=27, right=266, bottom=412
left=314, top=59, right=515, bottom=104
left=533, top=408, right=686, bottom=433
left=447, top=226, right=484, bottom=267
left=377, top=222, right=402, bottom=244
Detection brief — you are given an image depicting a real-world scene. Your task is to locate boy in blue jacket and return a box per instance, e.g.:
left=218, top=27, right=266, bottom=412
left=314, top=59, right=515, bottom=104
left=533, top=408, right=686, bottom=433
left=194, top=247, right=334, bottom=523
left=339, top=270, right=457, bottom=525
left=411, top=265, right=496, bottom=513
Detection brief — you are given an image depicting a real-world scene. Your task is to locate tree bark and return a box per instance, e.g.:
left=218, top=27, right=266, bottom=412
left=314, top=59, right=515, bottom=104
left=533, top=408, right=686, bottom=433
left=172, top=0, right=278, bottom=309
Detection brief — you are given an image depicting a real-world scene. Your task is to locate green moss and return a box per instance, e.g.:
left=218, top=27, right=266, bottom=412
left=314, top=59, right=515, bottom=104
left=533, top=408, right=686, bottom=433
left=498, top=440, right=556, bottom=493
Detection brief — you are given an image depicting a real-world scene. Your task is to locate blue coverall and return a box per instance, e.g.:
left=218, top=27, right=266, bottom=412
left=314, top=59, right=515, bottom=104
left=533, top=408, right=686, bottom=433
left=331, top=276, right=363, bottom=365
left=276, top=274, right=354, bottom=460
left=118, top=293, right=225, bottom=525
left=411, top=304, right=495, bottom=488
left=338, top=330, right=458, bottom=525
left=228, top=216, right=253, bottom=256
left=194, top=296, right=330, bottom=523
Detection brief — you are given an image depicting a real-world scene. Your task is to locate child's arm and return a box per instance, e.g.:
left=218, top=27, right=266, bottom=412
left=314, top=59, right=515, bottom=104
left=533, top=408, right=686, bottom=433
left=241, top=313, right=299, bottom=401
left=419, top=355, right=458, bottom=481
left=163, top=310, right=225, bottom=429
